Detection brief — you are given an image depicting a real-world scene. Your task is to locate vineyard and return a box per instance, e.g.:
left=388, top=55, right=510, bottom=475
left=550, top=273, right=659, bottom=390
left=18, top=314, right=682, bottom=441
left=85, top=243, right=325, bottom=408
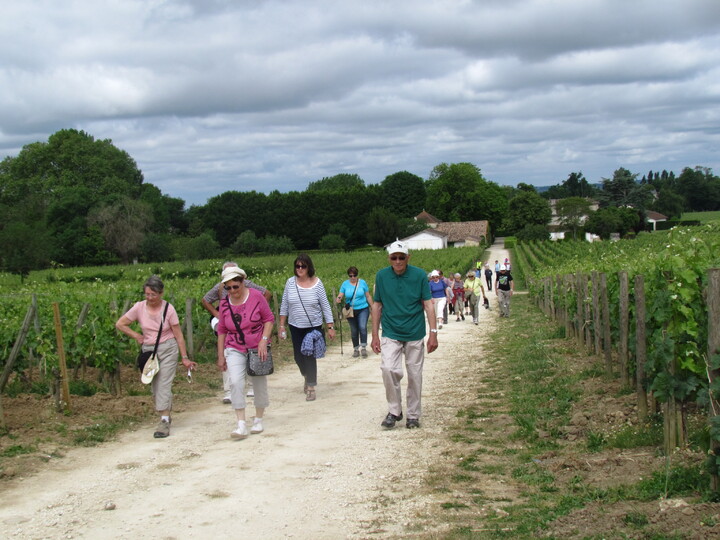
left=0, top=246, right=483, bottom=422
left=515, top=224, right=720, bottom=491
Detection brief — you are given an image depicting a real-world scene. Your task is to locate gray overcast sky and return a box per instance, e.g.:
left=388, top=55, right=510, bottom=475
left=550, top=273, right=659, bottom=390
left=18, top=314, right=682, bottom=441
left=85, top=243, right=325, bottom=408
left=1, top=0, right=719, bottom=206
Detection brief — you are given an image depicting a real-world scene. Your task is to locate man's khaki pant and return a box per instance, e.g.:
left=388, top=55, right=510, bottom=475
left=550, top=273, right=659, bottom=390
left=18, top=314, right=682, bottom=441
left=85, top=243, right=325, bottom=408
left=380, top=337, right=425, bottom=420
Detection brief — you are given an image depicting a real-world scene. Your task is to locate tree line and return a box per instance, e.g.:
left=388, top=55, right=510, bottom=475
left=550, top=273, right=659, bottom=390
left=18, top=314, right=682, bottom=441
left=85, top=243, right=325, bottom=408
left=1, top=129, right=717, bottom=277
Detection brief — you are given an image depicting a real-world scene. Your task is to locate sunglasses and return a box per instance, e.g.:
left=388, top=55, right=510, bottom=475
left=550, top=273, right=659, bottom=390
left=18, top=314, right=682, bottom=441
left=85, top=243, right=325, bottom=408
left=348, top=274, right=357, bottom=277
left=295, top=264, right=308, bottom=269
left=224, top=283, right=242, bottom=291
left=390, top=255, right=406, bottom=261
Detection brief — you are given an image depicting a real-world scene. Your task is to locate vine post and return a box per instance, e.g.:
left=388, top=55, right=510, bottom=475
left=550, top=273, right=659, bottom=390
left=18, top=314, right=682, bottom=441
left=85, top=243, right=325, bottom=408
left=634, top=274, right=648, bottom=421
left=564, top=274, right=573, bottom=340
left=706, top=268, right=720, bottom=491
left=185, top=298, right=195, bottom=358
left=618, top=271, right=629, bottom=387
left=582, top=275, right=592, bottom=353
left=575, top=273, right=584, bottom=349
left=52, top=302, right=72, bottom=413
left=592, top=271, right=601, bottom=356
left=600, top=273, right=613, bottom=377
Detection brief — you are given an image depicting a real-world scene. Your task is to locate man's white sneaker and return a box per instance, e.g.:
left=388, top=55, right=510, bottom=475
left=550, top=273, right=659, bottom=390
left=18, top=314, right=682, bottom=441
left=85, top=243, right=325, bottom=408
left=231, top=421, right=249, bottom=439
left=246, top=387, right=254, bottom=398
left=250, top=418, right=264, bottom=434
left=222, top=391, right=231, bottom=404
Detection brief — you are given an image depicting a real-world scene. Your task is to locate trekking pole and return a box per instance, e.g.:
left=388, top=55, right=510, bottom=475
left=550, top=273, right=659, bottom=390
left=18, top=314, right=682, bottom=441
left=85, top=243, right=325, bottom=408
left=336, top=302, right=344, bottom=355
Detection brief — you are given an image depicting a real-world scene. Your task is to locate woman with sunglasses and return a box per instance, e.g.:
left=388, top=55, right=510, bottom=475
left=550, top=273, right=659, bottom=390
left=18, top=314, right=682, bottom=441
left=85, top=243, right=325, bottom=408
left=216, top=266, right=274, bottom=439
left=335, top=266, right=373, bottom=358
left=279, top=253, right=335, bottom=401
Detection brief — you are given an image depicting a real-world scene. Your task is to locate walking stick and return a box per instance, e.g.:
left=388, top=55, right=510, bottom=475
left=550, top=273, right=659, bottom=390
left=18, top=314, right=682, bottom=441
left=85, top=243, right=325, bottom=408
left=336, top=302, right=344, bottom=355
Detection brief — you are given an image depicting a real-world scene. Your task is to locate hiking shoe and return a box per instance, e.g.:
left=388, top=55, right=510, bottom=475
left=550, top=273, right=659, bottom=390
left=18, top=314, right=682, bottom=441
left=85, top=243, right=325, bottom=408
left=361, top=348, right=367, bottom=358
left=352, top=349, right=360, bottom=358
left=246, top=387, right=254, bottom=398
left=222, top=391, right=231, bottom=404
left=153, top=419, right=170, bottom=438
left=231, top=422, right=249, bottom=440
left=250, top=418, right=264, bottom=434
left=406, top=418, right=420, bottom=429
left=381, top=412, right=403, bottom=428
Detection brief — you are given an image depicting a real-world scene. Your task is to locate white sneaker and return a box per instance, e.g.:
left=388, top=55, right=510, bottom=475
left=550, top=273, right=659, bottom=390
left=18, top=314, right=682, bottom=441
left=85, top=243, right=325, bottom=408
left=250, top=418, right=264, bottom=434
left=222, top=391, right=231, bottom=404
left=231, top=421, right=249, bottom=439
left=246, top=387, right=254, bottom=398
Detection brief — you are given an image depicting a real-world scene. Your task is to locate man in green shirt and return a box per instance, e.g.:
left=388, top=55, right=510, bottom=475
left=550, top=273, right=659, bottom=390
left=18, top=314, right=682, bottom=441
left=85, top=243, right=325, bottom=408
left=371, top=240, right=438, bottom=429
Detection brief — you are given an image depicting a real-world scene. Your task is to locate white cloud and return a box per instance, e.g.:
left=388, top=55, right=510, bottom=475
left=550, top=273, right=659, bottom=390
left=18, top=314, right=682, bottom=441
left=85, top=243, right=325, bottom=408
left=0, top=0, right=718, bottom=205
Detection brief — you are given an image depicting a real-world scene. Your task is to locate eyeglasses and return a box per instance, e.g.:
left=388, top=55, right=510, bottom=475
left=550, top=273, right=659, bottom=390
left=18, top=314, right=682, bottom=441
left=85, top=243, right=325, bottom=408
left=295, top=264, right=308, bottom=269
left=390, top=255, right=406, bottom=261
left=348, top=274, right=357, bottom=277
left=224, top=283, right=242, bottom=291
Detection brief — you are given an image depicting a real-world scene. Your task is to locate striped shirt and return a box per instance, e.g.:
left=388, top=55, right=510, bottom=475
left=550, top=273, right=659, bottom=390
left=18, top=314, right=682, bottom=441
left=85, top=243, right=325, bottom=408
left=279, top=276, right=334, bottom=328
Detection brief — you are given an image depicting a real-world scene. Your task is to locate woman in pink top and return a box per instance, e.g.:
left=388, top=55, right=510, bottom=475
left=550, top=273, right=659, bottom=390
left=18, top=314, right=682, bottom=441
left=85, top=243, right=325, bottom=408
left=216, top=266, right=275, bottom=440
left=115, top=276, right=196, bottom=439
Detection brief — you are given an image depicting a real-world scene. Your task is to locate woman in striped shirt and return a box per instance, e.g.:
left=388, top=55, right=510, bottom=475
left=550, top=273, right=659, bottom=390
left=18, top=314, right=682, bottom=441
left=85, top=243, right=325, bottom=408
left=278, top=253, right=335, bottom=401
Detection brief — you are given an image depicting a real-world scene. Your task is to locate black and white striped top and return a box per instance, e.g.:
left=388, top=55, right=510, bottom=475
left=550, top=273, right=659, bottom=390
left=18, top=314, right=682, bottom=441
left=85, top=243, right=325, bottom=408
left=279, top=276, right=334, bottom=328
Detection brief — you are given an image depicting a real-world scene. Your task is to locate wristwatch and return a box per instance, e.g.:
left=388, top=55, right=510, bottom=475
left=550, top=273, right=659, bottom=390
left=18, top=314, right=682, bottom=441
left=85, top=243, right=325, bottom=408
left=429, top=329, right=438, bottom=333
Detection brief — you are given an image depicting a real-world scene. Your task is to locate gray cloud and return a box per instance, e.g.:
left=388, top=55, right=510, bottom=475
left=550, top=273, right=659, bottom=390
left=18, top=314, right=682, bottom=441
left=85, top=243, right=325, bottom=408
left=1, top=0, right=718, bottom=205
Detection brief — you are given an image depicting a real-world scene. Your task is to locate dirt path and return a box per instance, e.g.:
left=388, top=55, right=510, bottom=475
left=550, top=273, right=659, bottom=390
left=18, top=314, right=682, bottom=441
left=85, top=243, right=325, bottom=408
left=0, top=244, right=510, bottom=539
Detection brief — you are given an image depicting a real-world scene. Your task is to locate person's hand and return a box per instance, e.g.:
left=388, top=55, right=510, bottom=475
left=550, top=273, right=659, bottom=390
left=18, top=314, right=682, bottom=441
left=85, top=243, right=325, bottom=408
left=279, top=327, right=287, bottom=339
left=426, top=332, right=438, bottom=354
left=258, top=339, right=269, bottom=360
left=327, top=328, right=336, bottom=341
left=182, top=357, right=198, bottom=371
left=216, top=356, right=227, bottom=371
left=134, top=334, right=144, bottom=346
left=371, top=336, right=381, bottom=354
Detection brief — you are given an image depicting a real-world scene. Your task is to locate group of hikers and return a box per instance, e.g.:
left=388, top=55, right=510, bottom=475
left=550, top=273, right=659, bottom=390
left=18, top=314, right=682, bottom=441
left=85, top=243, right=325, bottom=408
left=115, top=244, right=514, bottom=439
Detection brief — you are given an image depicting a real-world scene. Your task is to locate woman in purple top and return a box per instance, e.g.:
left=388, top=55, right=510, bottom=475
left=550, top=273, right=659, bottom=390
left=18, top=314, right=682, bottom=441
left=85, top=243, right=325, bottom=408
left=216, top=266, right=275, bottom=440
left=428, top=270, right=450, bottom=330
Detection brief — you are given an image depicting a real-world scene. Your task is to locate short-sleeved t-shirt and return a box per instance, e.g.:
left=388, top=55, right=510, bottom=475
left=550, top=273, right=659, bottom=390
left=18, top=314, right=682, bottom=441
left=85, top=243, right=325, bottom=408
left=339, top=279, right=370, bottom=309
left=122, top=300, right=179, bottom=346
left=373, top=264, right=431, bottom=342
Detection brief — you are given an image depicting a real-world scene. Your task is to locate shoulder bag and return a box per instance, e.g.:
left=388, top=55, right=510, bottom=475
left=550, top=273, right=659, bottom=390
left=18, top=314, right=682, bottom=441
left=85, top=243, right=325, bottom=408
left=342, top=281, right=359, bottom=319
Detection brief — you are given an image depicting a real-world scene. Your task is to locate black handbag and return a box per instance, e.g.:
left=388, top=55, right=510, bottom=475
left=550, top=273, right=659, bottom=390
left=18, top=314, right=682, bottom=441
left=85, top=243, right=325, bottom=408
left=136, top=301, right=169, bottom=370
left=247, top=347, right=274, bottom=376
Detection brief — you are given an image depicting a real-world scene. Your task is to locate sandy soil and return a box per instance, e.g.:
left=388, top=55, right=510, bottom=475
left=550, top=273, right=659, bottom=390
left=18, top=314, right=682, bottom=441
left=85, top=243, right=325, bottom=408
left=0, top=250, right=508, bottom=540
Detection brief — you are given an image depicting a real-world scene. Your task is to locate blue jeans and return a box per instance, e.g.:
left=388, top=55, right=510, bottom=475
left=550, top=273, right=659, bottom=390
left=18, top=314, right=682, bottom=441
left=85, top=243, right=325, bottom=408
left=347, top=307, right=369, bottom=349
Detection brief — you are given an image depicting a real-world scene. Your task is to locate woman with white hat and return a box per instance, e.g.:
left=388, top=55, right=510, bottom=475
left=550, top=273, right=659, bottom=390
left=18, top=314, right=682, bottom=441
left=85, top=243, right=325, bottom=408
left=216, top=266, right=275, bottom=439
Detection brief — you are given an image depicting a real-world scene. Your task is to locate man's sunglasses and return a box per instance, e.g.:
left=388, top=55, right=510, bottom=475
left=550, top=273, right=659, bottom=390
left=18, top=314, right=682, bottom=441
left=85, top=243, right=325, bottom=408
left=390, top=255, right=406, bottom=261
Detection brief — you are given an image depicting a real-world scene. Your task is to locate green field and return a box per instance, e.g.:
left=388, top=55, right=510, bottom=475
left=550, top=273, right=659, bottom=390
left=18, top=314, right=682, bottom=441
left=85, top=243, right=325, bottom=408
left=680, top=210, right=720, bottom=222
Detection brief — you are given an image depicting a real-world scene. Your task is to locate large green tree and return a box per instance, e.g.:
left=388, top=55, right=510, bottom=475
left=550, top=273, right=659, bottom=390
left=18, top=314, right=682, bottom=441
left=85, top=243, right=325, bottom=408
left=556, top=197, right=592, bottom=240
left=598, top=167, right=653, bottom=209
left=425, top=162, right=507, bottom=227
left=504, top=191, right=551, bottom=234
left=380, top=171, right=426, bottom=217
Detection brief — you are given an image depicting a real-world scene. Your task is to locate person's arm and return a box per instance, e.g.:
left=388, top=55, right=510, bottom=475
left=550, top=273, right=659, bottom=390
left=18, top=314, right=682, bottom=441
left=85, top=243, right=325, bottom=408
left=263, top=289, right=272, bottom=302
left=364, top=290, right=373, bottom=307
left=217, top=332, right=227, bottom=371
left=171, top=323, right=197, bottom=370
left=201, top=284, right=221, bottom=318
left=115, top=315, right=143, bottom=345
left=423, top=299, right=438, bottom=353
left=201, top=297, right=220, bottom=318
left=370, top=301, right=383, bottom=353
left=257, top=320, right=274, bottom=360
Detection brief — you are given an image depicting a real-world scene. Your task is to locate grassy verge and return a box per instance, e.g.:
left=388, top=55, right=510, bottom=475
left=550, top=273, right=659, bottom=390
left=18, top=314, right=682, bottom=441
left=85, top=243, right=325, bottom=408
left=426, top=295, right=716, bottom=539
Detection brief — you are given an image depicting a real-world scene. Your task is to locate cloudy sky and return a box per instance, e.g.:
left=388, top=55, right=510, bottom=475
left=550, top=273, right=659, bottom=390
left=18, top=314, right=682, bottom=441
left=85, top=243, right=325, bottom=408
left=2, top=0, right=719, bottom=206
